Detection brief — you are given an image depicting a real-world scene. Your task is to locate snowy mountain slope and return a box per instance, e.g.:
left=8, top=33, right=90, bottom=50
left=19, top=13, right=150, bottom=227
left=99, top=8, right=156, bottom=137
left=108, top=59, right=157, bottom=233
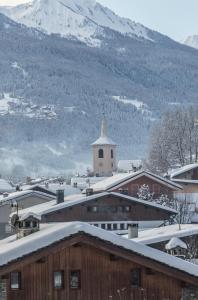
left=0, top=0, right=152, bottom=46
left=183, top=35, right=198, bottom=50
left=0, top=12, right=198, bottom=178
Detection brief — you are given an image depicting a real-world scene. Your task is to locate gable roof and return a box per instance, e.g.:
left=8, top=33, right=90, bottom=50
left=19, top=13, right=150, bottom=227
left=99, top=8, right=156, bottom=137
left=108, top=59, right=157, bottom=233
left=0, top=222, right=198, bottom=283
left=132, top=224, right=198, bottom=245
left=10, top=191, right=177, bottom=219
left=89, top=170, right=182, bottom=193
left=170, top=163, right=198, bottom=179
left=165, top=237, right=187, bottom=250
left=0, top=190, right=56, bottom=207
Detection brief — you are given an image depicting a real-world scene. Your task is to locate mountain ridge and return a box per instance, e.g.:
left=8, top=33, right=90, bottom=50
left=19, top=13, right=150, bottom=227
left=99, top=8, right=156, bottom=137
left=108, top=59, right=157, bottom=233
left=0, top=0, right=152, bottom=46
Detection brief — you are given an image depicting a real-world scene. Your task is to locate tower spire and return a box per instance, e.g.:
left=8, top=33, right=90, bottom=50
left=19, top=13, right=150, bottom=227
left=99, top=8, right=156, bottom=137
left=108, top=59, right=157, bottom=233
left=101, top=114, right=107, bottom=137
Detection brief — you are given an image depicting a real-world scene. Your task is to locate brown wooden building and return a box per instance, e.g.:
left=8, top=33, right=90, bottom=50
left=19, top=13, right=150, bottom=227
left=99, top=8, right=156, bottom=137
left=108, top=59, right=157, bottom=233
left=13, top=192, right=177, bottom=233
left=0, top=222, right=198, bottom=300
left=169, top=163, right=198, bottom=180
left=90, top=171, right=182, bottom=199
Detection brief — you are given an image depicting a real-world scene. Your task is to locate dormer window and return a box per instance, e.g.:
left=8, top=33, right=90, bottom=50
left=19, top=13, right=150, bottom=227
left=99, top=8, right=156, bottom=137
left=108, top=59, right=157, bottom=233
left=98, top=149, right=104, bottom=158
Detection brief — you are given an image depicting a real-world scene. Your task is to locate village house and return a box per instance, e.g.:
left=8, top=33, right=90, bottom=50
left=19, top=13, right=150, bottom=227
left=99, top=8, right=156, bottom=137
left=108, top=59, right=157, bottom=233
left=10, top=191, right=177, bottom=234
left=0, top=190, right=56, bottom=239
left=131, top=224, right=198, bottom=259
left=89, top=170, right=182, bottom=200
left=0, top=220, right=197, bottom=300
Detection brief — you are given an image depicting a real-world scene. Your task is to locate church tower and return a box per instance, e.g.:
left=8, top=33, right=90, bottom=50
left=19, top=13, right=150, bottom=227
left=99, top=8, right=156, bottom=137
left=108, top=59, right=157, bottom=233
left=92, top=117, right=117, bottom=177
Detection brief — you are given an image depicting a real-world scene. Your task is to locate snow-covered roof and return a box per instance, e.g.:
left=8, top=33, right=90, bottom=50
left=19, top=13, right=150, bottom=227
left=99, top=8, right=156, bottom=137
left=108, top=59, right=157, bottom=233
left=0, top=179, right=14, bottom=193
left=131, top=224, right=198, bottom=245
left=0, top=222, right=198, bottom=279
left=92, top=136, right=116, bottom=146
left=11, top=191, right=177, bottom=220
left=118, top=160, right=142, bottom=172
left=170, top=163, right=198, bottom=179
left=19, top=212, right=42, bottom=221
left=172, top=179, right=198, bottom=184
left=89, top=171, right=182, bottom=192
left=71, top=176, right=107, bottom=190
left=0, top=190, right=55, bottom=206
left=165, top=237, right=187, bottom=250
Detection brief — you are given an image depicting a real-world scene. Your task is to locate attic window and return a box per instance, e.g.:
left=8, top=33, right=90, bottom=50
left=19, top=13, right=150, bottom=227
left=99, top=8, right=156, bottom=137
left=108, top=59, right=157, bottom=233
left=10, top=272, right=21, bottom=290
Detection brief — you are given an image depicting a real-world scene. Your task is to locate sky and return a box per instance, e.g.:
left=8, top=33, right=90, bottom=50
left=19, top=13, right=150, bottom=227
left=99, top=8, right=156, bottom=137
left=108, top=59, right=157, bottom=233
left=0, top=0, right=197, bottom=41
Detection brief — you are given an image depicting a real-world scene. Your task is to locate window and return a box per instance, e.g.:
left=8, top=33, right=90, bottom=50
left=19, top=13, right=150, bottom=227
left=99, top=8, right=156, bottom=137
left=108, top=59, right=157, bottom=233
left=120, top=223, right=125, bottom=230
left=70, top=271, right=81, bottom=289
left=131, top=269, right=141, bottom=287
left=111, top=149, right=114, bottom=158
left=101, top=224, right=106, bottom=229
left=54, top=271, right=64, bottom=289
left=124, top=206, right=131, bottom=212
left=98, top=149, right=104, bottom=158
left=25, top=221, right=31, bottom=228
left=10, top=272, right=21, bottom=289
left=107, top=223, right=112, bottom=230
left=113, top=223, right=117, bottom=230
left=87, top=206, right=98, bottom=213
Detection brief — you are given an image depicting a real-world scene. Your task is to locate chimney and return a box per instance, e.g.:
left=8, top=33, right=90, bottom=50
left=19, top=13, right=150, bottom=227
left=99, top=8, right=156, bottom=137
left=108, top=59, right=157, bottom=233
left=56, top=189, right=64, bottom=204
left=86, top=188, right=93, bottom=196
left=128, top=224, right=138, bottom=239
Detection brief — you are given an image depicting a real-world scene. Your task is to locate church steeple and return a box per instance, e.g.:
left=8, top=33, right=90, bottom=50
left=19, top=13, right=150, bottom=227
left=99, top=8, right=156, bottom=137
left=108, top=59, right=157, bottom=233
left=100, top=116, right=107, bottom=137
left=92, top=116, right=117, bottom=177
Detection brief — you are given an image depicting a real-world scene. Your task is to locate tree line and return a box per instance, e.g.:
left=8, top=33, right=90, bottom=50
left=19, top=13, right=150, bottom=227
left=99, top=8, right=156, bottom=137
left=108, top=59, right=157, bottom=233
left=147, top=106, right=198, bottom=174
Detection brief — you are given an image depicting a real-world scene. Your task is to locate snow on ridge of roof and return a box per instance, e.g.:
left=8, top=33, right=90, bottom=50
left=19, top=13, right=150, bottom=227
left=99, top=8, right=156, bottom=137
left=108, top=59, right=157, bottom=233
left=172, top=179, right=198, bottom=184
left=165, top=237, right=187, bottom=250
left=0, top=222, right=198, bottom=278
left=132, top=224, right=198, bottom=245
left=19, top=212, right=42, bottom=221
left=92, top=136, right=116, bottom=146
left=170, top=163, right=198, bottom=179
left=0, top=190, right=56, bottom=206
left=90, top=170, right=182, bottom=192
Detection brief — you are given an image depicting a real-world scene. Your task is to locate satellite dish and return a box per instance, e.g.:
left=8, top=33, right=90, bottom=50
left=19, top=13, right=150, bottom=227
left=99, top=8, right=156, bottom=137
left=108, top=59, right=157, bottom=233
left=10, top=214, right=19, bottom=227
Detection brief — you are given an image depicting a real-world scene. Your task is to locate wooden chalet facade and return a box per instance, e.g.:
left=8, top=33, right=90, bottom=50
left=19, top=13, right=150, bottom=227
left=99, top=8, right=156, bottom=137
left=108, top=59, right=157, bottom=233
left=90, top=171, right=182, bottom=200
left=0, top=222, right=197, bottom=300
left=13, top=192, right=177, bottom=233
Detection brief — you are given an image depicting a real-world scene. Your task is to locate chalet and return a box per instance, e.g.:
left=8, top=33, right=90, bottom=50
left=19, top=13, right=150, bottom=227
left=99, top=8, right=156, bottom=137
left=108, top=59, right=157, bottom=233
left=168, top=164, right=198, bottom=202
left=0, top=190, right=55, bottom=239
left=89, top=170, right=182, bottom=199
left=0, top=221, right=197, bottom=300
left=132, top=224, right=198, bottom=258
left=11, top=191, right=177, bottom=233
left=169, top=163, right=198, bottom=180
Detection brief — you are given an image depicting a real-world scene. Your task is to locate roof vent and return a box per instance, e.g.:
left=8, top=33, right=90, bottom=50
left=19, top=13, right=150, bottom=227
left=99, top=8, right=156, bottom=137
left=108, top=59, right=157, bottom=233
left=56, top=189, right=64, bottom=204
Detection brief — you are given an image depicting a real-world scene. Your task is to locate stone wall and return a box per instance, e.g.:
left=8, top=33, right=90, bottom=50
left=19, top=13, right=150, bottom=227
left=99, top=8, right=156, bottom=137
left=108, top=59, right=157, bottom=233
left=0, top=279, right=7, bottom=300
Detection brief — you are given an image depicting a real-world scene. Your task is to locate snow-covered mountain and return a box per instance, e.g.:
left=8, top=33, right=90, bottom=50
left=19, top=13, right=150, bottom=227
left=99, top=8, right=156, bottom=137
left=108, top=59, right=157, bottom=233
left=183, top=35, right=198, bottom=49
left=0, top=0, right=152, bottom=46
